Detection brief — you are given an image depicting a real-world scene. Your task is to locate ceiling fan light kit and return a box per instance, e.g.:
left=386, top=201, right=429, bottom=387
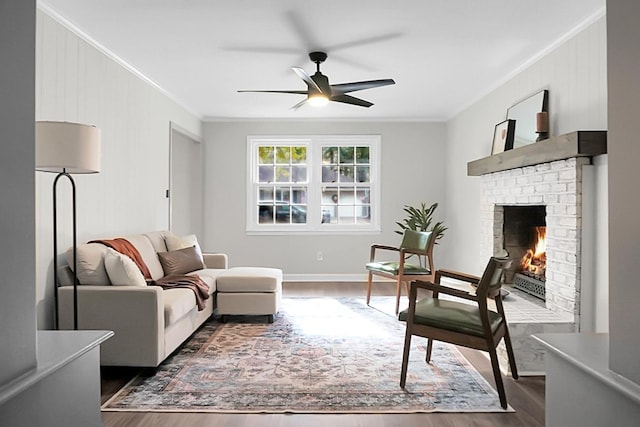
left=238, top=51, right=395, bottom=110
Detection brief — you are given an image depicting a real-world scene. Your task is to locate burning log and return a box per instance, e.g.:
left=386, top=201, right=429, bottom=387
left=521, top=226, right=546, bottom=279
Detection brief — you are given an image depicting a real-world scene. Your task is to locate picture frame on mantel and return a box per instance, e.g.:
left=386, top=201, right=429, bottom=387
left=491, top=119, right=515, bottom=154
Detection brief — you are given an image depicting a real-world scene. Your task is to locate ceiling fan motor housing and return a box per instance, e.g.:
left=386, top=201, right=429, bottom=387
left=309, top=51, right=328, bottom=64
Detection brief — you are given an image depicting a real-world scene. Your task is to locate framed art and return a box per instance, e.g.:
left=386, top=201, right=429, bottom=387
left=491, top=119, right=515, bottom=154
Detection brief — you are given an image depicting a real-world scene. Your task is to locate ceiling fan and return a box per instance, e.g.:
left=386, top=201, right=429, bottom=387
left=238, top=51, right=395, bottom=110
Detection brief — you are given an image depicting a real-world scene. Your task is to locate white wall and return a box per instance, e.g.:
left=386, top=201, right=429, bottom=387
left=445, top=18, right=608, bottom=328
left=202, top=121, right=446, bottom=278
left=34, top=10, right=202, bottom=329
left=0, top=0, right=37, bottom=386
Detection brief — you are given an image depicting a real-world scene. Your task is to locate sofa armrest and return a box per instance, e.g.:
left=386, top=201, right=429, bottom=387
left=58, top=285, right=165, bottom=367
left=203, top=253, right=228, bottom=269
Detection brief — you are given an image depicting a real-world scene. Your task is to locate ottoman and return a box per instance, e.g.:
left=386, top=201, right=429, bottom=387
left=216, top=267, right=282, bottom=322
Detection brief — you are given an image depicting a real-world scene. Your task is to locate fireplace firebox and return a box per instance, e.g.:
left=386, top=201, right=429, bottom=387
left=503, top=205, right=547, bottom=300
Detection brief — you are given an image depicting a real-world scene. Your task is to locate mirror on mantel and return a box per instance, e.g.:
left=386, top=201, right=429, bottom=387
left=507, top=89, right=549, bottom=149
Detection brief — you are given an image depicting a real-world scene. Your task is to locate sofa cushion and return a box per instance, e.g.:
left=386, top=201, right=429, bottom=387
left=123, top=234, right=165, bottom=280
left=162, top=288, right=197, bottom=327
left=144, top=231, right=169, bottom=253
left=189, top=268, right=224, bottom=295
left=67, top=243, right=110, bottom=285
left=158, top=246, right=205, bottom=276
left=165, top=233, right=205, bottom=265
left=104, top=249, right=147, bottom=286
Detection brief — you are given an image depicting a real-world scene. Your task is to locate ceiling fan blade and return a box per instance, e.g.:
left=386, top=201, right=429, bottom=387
left=289, top=98, right=308, bottom=111
left=238, top=90, right=308, bottom=95
left=292, top=67, right=323, bottom=93
left=330, top=94, right=373, bottom=108
left=331, top=79, right=396, bottom=94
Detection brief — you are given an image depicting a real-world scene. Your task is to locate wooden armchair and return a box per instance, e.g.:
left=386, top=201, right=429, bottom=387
left=365, top=229, right=435, bottom=314
left=398, top=257, right=518, bottom=409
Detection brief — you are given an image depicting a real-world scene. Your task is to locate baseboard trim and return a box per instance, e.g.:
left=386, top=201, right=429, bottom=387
left=284, top=273, right=386, bottom=282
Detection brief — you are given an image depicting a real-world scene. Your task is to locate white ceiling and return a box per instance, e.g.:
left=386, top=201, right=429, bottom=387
left=39, top=0, right=605, bottom=121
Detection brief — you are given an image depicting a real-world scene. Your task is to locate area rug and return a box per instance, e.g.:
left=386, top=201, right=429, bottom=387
left=102, top=297, right=511, bottom=413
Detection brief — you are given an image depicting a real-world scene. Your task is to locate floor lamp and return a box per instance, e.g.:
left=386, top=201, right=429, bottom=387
left=36, top=121, right=101, bottom=330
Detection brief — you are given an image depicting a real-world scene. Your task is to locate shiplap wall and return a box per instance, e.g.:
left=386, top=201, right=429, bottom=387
left=445, top=16, right=608, bottom=330
left=34, top=10, right=202, bottom=329
left=0, top=0, right=37, bottom=386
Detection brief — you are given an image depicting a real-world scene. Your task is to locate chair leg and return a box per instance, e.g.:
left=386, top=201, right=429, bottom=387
left=425, top=338, right=433, bottom=363
left=366, top=271, right=373, bottom=305
left=488, top=347, right=508, bottom=409
left=503, top=328, right=519, bottom=379
left=400, top=327, right=413, bottom=388
left=395, top=277, right=402, bottom=314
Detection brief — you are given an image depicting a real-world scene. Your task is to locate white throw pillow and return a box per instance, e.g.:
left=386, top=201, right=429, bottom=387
left=104, top=249, right=147, bottom=286
left=165, top=234, right=205, bottom=266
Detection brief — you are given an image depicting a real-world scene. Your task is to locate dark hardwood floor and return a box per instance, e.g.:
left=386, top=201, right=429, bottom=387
left=101, top=282, right=545, bottom=427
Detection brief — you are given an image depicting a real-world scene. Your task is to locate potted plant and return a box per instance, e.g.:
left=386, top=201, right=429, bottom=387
left=395, top=202, right=447, bottom=242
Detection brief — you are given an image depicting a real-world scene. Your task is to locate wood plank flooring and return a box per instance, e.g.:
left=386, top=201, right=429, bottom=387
left=101, top=282, right=545, bottom=427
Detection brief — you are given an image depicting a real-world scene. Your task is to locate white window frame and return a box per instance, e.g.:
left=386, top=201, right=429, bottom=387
left=246, top=135, right=381, bottom=235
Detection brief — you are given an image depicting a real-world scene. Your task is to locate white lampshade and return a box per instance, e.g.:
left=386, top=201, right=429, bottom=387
left=36, top=121, right=101, bottom=174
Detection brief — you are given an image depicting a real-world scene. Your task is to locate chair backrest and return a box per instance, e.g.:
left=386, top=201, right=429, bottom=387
left=400, top=229, right=432, bottom=253
left=475, top=257, right=512, bottom=299
left=399, top=230, right=435, bottom=270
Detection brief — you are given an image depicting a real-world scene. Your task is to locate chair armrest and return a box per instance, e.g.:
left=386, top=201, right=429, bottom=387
left=371, top=244, right=400, bottom=252
left=410, top=279, right=477, bottom=302
left=436, top=269, right=481, bottom=285
left=203, top=253, right=228, bottom=269
left=369, top=244, right=400, bottom=261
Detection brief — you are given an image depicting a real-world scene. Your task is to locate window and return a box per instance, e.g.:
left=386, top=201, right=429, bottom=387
left=247, top=135, right=380, bottom=234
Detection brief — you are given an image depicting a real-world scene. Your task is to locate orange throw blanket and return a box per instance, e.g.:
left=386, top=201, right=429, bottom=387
left=91, top=238, right=210, bottom=311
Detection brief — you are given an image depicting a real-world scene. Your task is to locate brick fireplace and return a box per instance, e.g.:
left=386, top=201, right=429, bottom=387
left=467, top=131, right=607, bottom=373
left=479, top=157, right=590, bottom=324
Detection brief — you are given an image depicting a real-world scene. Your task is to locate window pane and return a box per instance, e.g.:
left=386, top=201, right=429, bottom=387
left=275, top=205, right=290, bottom=223
left=322, top=186, right=339, bottom=204
left=276, top=166, right=291, bottom=182
left=292, top=165, right=307, bottom=182
left=356, top=166, right=370, bottom=183
left=356, top=206, right=371, bottom=224
left=276, top=146, right=290, bottom=164
left=291, top=146, right=307, bottom=164
left=339, top=146, right=354, bottom=164
left=291, top=205, right=307, bottom=224
left=259, top=165, right=274, bottom=182
left=259, top=187, right=274, bottom=202
left=258, top=146, right=273, bottom=164
left=339, top=187, right=355, bottom=203
left=356, top=146, right=369, bottom=164
left=292, top=187, right=307, bottom=204
left=338, top=205, right=355, bottom=223
left=355, top=188, right=370, bottom=205
left=275, top=187, right=290, bottom=202
left=339, top=166, right=354, bottom=183
left=258, top=205, right=273, bottom=223
left=322, top=147, right=338, bottom=164
left=322, top=165, right=337, bottom=183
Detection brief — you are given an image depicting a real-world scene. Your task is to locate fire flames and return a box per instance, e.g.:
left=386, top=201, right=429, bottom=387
left=521, top=226, right=547, bottom=277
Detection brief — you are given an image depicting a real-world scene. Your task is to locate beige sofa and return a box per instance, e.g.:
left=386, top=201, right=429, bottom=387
left=57, top=230, right=227, bottom=367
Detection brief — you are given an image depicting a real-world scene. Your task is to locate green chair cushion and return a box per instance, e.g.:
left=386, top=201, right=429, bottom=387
left=365, top=261, right=431, bottom=275
left=398, top=298, right=503, bottom=337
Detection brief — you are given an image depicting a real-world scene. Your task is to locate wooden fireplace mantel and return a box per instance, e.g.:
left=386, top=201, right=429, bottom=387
left=467, top=130, right=607, bottom=176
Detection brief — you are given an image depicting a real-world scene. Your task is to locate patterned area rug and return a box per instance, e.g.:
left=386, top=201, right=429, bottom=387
left=102, top=297, right=510, bottom=413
